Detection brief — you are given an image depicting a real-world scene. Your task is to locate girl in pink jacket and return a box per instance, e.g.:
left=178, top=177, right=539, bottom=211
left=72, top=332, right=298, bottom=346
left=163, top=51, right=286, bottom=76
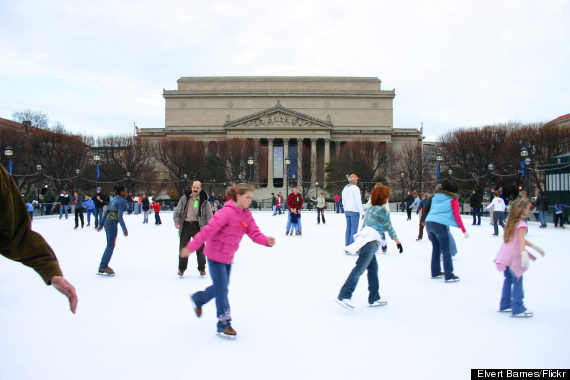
left=180, top=184, right=276, bottom=338
left=495, top=199, right=544, bottom=318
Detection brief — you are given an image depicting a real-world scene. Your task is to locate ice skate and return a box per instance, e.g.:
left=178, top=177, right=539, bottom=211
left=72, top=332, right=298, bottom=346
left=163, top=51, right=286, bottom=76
left=336, top=298, right=355, bottom=310
left=217, top=326, right=237, bottom=339
left=97, top=267, right=115, bottom=277
left=189, top=294, right=202, bottom=318
left=368, top=300, right=387, bottom=307
left=512, top=311, right=533, bottom=318
left=445, top=275, right=460, bottom=282
left=498, top=308, right=512, bottom=313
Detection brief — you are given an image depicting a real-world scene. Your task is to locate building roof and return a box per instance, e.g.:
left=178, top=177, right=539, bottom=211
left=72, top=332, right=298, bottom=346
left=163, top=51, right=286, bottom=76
left=0, top=117, right=24, bottom=130
left=547, top=113, right=570, bottom=125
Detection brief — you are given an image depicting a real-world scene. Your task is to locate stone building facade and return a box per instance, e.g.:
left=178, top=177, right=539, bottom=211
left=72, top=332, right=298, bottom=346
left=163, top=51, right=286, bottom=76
left=139, top=77, right=421, bottom=198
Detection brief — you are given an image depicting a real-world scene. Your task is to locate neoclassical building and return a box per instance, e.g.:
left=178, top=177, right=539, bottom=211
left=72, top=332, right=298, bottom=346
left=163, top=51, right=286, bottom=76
left=139, top=76, right=421, bottom=198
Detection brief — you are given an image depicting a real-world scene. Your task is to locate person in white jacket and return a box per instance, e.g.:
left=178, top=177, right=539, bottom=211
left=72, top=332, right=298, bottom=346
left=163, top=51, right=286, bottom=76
left=341, top=173, right=364, bottom=246
left=485, top=191, right=506, bottom=236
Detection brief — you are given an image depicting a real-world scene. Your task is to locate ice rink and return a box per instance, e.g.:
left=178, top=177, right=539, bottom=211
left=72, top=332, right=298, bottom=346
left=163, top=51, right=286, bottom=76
left=1, top=210, right=569, bottom=380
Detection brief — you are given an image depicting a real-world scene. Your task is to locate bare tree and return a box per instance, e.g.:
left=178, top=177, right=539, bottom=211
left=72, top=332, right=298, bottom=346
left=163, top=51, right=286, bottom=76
left=154, top=139, right=207, bottom=195
left=11, top=110, right=49, bottom=130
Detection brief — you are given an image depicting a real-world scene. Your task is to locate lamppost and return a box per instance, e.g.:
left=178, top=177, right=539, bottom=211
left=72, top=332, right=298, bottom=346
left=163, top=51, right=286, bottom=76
left=247, top=156, right=254, bottom=183
left=36, top=164, right=42, bottom=205
left=488, top=163, right=494, bottom=199
left=75, top=168, right=81, bottom=191
left=436, top=151, right=443, bottom=180
left=520, top=147, right=529, bottom=192
left=285, top=156, right=291, bottom=207
left=400, top=172, right=405, bottom=209
left=126, top=171, right=131, bottom=192
left=93, top=152, right=101, bottom=186
left=448, top=169, right=453, bottom=178
left=183, top=173, right=188, bottom=188
left=4, top=146, right=14, bottom=175
left=524, top=157, right=531, bottom=193
left=315, top=181, right=319, bottom=202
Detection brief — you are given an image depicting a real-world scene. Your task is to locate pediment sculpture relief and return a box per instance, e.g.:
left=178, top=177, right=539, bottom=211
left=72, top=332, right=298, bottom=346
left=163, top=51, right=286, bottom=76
left=242, top=112, right=314, bottom=128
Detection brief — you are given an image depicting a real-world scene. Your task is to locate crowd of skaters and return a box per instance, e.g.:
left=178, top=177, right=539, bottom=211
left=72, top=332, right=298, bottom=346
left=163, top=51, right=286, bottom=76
left=2, top=157, right=559, bottom=341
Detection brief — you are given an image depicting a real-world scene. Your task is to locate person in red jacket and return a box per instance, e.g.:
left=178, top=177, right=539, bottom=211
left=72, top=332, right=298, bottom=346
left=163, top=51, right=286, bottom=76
left=286, top=187, right=303, bottom=235
left=152, top=200, right=162, bottom=225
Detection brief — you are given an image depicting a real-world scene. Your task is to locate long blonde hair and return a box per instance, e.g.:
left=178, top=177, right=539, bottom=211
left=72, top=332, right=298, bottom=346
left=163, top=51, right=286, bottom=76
left=504, top=199, right=529, bottom=243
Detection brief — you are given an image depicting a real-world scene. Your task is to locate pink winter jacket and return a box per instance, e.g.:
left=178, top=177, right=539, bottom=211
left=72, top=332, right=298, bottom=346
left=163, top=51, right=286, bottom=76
left=185, top=200, right=269, bottom=264
left=494, top=221, right=535, bottom=279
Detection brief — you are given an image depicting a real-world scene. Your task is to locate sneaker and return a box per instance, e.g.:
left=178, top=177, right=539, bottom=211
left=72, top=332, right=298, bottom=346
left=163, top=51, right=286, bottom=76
left=498, top=308, right=512, bottom=313
left=368, top=300, right=388, bottom=307
left=189, top=294, right=202, bottom=318
left=512, top=311, right=533, bottom=318
left=199, top=270, right=206, bottom=277
left=336, top=298, right=355, bottom=310
left=381, top=245, right=387, bottom=253
left=97, top=267, right=115, bottom=276
left=217, top=326, right=237, bottom=338
left=431, top=272, right=444, bottom=279
left=445, top=275, right=460, bottom=282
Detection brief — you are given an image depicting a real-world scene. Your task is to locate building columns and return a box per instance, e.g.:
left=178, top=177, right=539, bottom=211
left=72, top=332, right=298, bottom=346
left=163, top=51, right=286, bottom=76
left=268, top=139, right=274, bottom=187
left=311, top=138, right=317, bottom=187
left=283, top=139, right=289, bottom=185
left=324, top=139, right=330, bottom=187
left=297, top=138, right=303, bottom=187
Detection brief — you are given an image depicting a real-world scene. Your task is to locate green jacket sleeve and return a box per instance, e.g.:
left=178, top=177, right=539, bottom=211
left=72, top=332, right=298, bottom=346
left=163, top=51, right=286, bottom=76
left=0, top=164, right=62, bottom=284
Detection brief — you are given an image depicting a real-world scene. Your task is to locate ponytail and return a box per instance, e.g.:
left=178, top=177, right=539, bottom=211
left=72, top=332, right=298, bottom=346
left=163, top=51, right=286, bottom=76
left=226, top=183, right=254, bottom=201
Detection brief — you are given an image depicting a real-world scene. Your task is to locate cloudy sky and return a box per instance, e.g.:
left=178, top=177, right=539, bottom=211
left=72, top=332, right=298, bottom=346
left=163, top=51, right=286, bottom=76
left=1, top=0, right=569, bottom=140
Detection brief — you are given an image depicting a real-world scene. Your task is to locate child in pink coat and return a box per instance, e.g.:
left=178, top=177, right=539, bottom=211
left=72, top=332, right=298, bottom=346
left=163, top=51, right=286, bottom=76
left=180, top=184, right=276, bottom=338
left=495, top=199, right=544, bottom=318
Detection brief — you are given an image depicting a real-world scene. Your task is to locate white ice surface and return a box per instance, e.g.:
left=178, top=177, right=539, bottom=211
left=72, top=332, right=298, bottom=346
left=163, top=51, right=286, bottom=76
left=1, top=211, right=569, bottom=380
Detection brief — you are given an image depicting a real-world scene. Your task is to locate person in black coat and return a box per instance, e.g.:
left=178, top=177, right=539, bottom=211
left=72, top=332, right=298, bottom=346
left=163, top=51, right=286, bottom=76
left=536, top=191, right=548, bottom=228
left=141, top=193, right=150, bottom=224
left=405, top=190, right=415, bottom=221
left=470, top=189, right=482, bottom=225
left=93, top=188, right=107, bottom=228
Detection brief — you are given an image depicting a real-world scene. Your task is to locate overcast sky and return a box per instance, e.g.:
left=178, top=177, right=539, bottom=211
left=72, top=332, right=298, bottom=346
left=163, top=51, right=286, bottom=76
left=1, top=0, right=569, bottom=141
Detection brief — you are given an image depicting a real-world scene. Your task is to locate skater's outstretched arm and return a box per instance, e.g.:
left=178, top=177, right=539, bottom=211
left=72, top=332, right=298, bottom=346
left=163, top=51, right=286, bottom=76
left=0, top=163, right=78, bottom=313
left=245, top=216, right=270, bottom=246
left=117, top=198, right=128, bottom=236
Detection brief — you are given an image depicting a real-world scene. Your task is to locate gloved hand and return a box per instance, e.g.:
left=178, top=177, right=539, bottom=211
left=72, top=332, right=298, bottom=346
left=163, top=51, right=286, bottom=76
left=521, top=250, right=530, bottom=268
left=396, top=243, right=403, bottom=254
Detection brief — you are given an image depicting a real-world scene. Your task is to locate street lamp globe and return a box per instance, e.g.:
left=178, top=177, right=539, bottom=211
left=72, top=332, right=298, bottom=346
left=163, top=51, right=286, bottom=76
left=247, top=156, right=254, bottom=166
left=183, top=173, right=188, bottom=180
left=488, top=163, right=494, bottom=171
left=525, top=158, right=531, bottom=165
left=93, top=152, right=101, bottom=162
left=521, top=147, right=528, bottom=158
left=285, top=157, right=291, bottom=166
left=75, top=168, right=81, bottom=175
left=4, top=146, right=14, bottom=157
left=126, top=171, right=131, bottom=177
left=448, top=169, right=453, bottom=176
left=36, top=164, right=42, bottom=172
left=315, top=181, right=319, bottom=187
left=436, top=151, right=443, bottom=162
left=400, top=172, right=405, bottom=178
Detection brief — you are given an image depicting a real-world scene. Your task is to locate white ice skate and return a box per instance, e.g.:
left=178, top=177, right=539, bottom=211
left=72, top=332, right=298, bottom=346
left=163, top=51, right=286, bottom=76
left=512, top=311, right=533, bottom=318
left=368, top=300, right=388, bottom=307
left=336, top=298, right=355, bottom=310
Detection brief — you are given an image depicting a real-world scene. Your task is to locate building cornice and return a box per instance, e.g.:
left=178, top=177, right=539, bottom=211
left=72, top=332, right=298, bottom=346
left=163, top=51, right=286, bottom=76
left=163, top=90, right=395, bottom=98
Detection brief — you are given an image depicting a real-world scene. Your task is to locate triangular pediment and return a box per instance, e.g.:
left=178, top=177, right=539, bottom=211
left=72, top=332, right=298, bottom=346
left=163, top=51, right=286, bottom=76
left=224, top=103, right=332, bottom=130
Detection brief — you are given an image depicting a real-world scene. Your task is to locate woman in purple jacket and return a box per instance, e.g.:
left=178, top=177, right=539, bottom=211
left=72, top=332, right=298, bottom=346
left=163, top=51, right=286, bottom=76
left=181, top=184, right=276, bottom=338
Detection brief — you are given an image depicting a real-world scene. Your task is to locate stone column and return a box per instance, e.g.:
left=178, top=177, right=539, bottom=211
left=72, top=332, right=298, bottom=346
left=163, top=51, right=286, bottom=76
left=311, top=138, right=317, bottom=187
left=324, top=139, right=330, bottom=188
left=268, top=138, right=274, bottom=189
left=297, top=138, right=303, bottom=188
left=283, top=139, right=289, bottom=186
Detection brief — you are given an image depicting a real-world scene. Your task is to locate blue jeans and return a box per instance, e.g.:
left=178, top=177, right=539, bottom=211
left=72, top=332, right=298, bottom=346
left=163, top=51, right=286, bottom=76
left=539, top=210, right=547, bottom=227
left=95, top=208, right=104, bottom=228
left=99, top=220, right=118, bottom=270
left=448, top=228, right=457, bottom=256
left=493, top=211, right=505, bottom=235
left=500, top=267, right=526, bottom=314
left=338, top=241, right=380, bottom=304
left=344, top=211, right=360, bottom=246
left=472, top=208, right=481, bottom=225
left=286, top=211, right=302, bottom=233
left=143, top=211, right=149, bottom=223
left=59, top=205, right=69, bottom=219
left=426, top=222, right=455, bottom=279
left=86, top=209, right=95, bottom=225
left=192, top=259, right=233, bottom=332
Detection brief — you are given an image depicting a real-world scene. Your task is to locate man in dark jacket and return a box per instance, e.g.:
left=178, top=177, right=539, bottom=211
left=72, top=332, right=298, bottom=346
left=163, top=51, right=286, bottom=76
left=536, top=191, right=548, bottom=228
left=173, top=181, right=213, bottom=277
left=93, top=187, right=107, bottom=228
left=470, top=189, right=482, bottom=225
left=0, top=163, right=78, bottom=313
left=141, top=193, right=150, bottom=224
left=405, top=190, right=415, bottom=221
